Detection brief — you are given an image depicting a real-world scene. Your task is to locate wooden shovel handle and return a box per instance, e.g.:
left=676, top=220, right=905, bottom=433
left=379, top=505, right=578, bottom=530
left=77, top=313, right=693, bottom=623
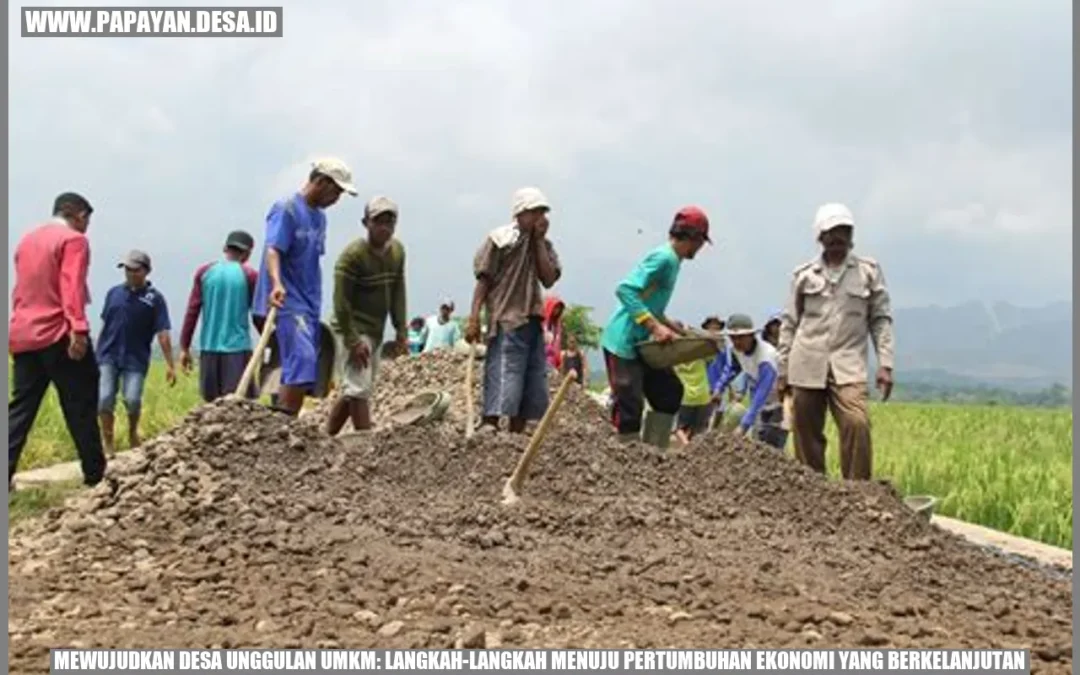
left=464, top=344, right=477, bottom=439
left=235, top=305, right=278, bottom=398
left=504, top=369, right=577, bottom=497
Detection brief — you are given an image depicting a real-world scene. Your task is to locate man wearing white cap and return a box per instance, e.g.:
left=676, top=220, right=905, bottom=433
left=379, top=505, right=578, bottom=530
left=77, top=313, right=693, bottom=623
left=326, top=195, right=407, bottom=435
left=423, top=298, right=462, bottom=353
left=465, top=187, right=562, bottom=434
left=777, top=203, right=895, bottom=480
left=252, top=157, right=357, bottom=416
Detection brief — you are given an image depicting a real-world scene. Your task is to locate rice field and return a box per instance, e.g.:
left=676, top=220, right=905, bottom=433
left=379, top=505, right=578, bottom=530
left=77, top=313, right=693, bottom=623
left=9, top=362, right=1074, bottom=549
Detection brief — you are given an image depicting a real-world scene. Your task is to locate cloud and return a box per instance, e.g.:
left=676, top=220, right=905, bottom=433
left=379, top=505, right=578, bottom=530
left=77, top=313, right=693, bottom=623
left=7, top=0, right=1072, bottom=338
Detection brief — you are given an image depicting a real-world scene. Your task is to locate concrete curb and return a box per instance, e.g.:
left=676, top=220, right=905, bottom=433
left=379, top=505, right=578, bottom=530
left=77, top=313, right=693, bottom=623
left=932, top=514, right=1072, bottom=571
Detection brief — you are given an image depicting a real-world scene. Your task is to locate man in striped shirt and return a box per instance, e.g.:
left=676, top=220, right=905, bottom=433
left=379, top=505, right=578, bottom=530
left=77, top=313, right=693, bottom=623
left=179, top=230, right=259, bottom=402
left=326, top=196, right=408, bottom=435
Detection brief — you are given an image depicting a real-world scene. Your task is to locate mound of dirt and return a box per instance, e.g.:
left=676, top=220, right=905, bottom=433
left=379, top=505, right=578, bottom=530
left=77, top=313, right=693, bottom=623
left=8, top=350, right=1073, bottom=674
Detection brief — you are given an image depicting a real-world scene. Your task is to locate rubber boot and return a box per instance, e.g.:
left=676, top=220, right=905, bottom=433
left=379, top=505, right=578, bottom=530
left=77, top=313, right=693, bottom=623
left=642, top=411, right=675, bottom=450
left=616, top=431, right=639, bottom=445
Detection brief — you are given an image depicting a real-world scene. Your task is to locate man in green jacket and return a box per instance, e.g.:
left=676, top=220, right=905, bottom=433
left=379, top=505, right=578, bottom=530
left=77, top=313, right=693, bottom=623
left=326, top=196, right=408, bottom=435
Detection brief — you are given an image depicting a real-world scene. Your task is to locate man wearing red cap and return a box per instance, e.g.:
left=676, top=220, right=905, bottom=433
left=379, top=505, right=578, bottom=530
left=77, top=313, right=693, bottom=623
left=599, top=206, right=711, bottom=449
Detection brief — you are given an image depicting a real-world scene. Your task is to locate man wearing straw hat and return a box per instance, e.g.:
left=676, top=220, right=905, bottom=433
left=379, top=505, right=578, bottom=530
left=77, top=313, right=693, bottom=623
left=776, top=203, right=895, bottom=480
left=711, top=313, right=786, bottom=450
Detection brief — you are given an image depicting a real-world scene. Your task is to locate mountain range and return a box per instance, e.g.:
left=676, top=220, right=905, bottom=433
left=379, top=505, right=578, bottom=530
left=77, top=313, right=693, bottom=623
left=580, top=301, right=1072, bottom=392
left=887, top=301, right=1071, bottom=391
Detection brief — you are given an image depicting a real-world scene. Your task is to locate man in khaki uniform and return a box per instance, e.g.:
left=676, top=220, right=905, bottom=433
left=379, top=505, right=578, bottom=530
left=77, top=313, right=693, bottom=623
left=776, top=203, right=895, bottom=480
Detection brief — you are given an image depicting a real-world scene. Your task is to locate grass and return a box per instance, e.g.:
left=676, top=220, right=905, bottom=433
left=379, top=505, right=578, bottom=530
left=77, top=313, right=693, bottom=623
left=9, top=479, right=82, bottom=528
left=12, top=363, right=204, bottom=469
left=10, top=362, right=1074, bottom=549
left=834, top=402, right=1073, bottom=550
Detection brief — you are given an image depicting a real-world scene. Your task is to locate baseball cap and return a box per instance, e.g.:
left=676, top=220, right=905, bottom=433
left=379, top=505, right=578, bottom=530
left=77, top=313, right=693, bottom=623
left=311, top=157, right=358, bottom=196
left=511, top=187, right=551, bottom=217
left=224, top=230, right=254, bottom=252
left=118, top=249, right=152, bottom=272
left=672, top=206, right=711, bottom=243
left=813, top=203, right=855, bottom=235
left=440, top=298, right=455, bottom=310
left=365, top=195, right=399, bottom=220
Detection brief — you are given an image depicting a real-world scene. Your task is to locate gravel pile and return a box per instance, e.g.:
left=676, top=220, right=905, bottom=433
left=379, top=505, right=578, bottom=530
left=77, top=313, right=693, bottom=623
left=8, top=350, right=1073, bottom=674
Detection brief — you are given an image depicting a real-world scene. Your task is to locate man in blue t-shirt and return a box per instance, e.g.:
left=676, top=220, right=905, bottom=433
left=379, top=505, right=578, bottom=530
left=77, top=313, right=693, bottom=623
left=599, top=206, right=711, bottom=450
left=96, top=249, right=176, bottom=455
left=252, top=157, right=357, bottom=416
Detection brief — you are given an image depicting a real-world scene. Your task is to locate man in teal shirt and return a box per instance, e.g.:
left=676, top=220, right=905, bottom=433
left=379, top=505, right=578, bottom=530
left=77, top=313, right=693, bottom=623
left=179, top=230, right=259, bottom=402
left=600, top=206, right=712, bottom=448
left=423, top=299, right=462, bottom=352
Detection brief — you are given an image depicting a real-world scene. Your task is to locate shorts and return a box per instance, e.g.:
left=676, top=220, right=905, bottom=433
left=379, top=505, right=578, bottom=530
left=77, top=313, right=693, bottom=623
left=275, top=312, right=321, bottom=388
left=98, top=364, right=147, bottom=417
left=677, top=404, right=712, bottom=434
left=483, top=317, right=549, bottom=421
left=334, top=333, right=380, bottom=400
left=199, top=351, right=255, bottom=402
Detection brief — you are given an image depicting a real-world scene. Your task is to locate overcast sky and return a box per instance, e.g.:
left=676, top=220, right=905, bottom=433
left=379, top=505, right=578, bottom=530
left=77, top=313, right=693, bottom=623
left=8, top=0, right=1073, bottom=338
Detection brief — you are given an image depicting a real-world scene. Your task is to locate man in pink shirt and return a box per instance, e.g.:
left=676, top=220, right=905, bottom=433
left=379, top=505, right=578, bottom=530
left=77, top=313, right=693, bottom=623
left=8, top=192, right=108, bottom=489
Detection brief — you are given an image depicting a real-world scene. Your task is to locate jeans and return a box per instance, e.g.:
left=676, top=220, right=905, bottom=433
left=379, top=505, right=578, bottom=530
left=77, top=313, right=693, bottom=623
left=98, top=363, right=148, bottom=418
left=482, top=318, right=549, bottom=420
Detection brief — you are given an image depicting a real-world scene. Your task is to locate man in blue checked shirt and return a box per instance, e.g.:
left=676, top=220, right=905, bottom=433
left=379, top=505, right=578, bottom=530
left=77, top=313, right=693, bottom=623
left=712, top=313, right=787, bottom=450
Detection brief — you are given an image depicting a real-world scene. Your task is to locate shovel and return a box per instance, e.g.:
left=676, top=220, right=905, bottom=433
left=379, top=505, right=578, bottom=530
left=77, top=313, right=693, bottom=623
left=232, top=305, right=278, bottom=400
left=464, top=343, right=477, bottom=439
left=501, top=369, right=577, bottom=506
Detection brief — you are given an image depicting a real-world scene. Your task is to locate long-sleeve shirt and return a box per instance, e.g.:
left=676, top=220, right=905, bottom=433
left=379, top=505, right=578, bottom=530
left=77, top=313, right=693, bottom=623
left=778, top=254, right=895, bottom=388
left=599, top=243, right=681, bottom=360
left=706, top=348, right=729, bottom=394
left=330, top=237, right=407, bottom=351
left=715, top=339, right=780, bottom=432
left=9, top=219, right=92, bottom=355
left=179, top=259, right=258, bottom=353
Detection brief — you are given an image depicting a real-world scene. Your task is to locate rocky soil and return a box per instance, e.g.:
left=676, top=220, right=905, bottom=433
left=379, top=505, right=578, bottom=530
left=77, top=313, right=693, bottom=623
left=8, top=350, right=1074, bottom=674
